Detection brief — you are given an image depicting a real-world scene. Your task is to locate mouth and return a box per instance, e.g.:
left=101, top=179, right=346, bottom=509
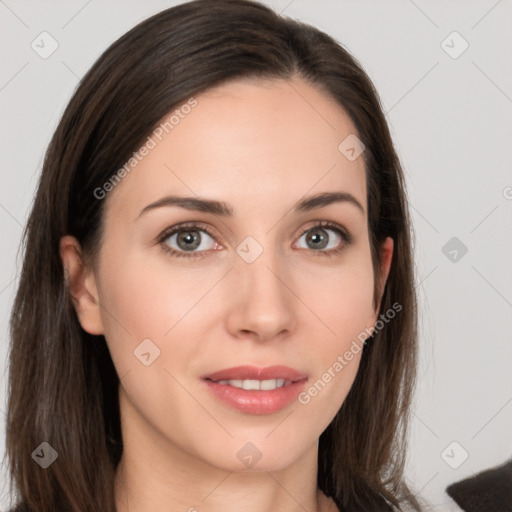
left=202, top=365, right=308, bottom=415
left=205, top=378, right=295, bottom=390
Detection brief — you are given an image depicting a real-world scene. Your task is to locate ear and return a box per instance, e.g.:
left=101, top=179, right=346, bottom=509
left=372, top=236, right=394, bottom=318
left=59, top=235, right=104, bottom=335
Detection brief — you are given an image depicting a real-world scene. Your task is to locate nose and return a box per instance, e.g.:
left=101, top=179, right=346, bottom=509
left=224, top=247, right=297, bottom=343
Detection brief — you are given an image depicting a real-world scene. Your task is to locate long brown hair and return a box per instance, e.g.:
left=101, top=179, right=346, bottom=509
left=5, top=1, right=422, bottom=510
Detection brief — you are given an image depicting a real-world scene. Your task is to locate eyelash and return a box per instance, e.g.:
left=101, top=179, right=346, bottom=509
left=157, top=220, right=352, bottom=259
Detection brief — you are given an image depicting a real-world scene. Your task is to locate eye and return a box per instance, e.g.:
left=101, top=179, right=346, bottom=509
left=158, top=223, right=220, bottom=258
left=294, top=222, right=350, bottom=256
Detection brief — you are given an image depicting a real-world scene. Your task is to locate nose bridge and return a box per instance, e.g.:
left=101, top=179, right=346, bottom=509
left=227, top=234, right=295, bottom=339
left=237, top=236, right=289, bottom=303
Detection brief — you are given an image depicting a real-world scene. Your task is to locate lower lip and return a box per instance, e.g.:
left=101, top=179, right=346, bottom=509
left=203, top=379, right=308, bottom=415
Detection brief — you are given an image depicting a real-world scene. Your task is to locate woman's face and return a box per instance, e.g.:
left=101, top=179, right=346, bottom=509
left=66, top=76, right=392, bottom=473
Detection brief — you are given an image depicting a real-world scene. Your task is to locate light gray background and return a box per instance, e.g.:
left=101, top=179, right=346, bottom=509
left=1, top=1, right=511, bottom=511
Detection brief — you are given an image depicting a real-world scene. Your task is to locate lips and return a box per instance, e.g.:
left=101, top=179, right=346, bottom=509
left=202, top=365, right=309, bottom=414
left=203, top=365, right=308, bottom=382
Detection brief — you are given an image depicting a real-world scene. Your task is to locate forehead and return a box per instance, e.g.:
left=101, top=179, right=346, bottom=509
left=105, top=76, right=367, bottom=220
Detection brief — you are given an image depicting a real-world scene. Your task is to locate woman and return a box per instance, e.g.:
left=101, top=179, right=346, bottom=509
left=5, top=1, right=423, bottom=510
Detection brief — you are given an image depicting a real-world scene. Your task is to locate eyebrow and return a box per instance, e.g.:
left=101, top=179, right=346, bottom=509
left=137, top=191, right=365, bottom=219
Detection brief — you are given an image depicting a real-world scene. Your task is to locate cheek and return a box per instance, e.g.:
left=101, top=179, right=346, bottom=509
left=95, top=248, right=230, bottom=380
left=293, top=277, right=371, bottom=431
left=94, top=254, right=212, bottom=435
left=294, top=251, right=376, bottom=342
left=98, top=249, right=206, bottom=333
left=291, top=252, right=375, bottom=413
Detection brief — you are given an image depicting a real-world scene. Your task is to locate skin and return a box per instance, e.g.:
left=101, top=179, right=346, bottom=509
left=60, top=76, right=393, bottom=512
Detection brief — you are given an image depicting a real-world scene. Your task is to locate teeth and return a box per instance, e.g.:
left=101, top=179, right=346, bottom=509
left=214, top=378, right=292, bottom=390
left=242, top=379, right=260, bottom=390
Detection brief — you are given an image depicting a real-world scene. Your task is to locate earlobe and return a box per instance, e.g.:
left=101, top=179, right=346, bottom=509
left=59, top=235, right=104, bottom=335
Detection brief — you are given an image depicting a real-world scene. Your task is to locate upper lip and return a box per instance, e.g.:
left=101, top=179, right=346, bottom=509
left=203, top=365, right=308, bottom=382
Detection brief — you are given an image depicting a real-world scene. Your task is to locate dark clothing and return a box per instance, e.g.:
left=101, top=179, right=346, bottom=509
left=446, top=458, right=512, bottom=512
